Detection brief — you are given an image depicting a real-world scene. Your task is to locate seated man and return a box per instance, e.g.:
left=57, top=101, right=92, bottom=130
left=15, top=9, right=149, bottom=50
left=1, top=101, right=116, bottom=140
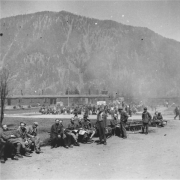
left=0, top=126, right=19, bottom=163
left=16, top=122, right=33, bottom=156
left=74, top=108, right=78, bottom=117
left=77, top=118, right=89, bottom=143
left=152, top=111, right=158, bottom=121
left=77, top=118, right=83, bottom=128
left=82, top=116, right=95, bottom=142
left=156, top=112, right=164, bottom=127
left=50, top=119, right=69, bottom=149
left=26, top=122, right=42, bottom=154
left=66, top=117, right=80, bottom=146
left=2, top=124, right=26, bottom=159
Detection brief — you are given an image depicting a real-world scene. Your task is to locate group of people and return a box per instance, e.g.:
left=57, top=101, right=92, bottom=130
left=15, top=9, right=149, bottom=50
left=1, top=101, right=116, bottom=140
left=49, top=106, right=129, bottom=148
left=1, top=103, right=168, bottom=164
left=39, top=102, right=139, bottom=117
left=0, top=122, right=42, bottom=163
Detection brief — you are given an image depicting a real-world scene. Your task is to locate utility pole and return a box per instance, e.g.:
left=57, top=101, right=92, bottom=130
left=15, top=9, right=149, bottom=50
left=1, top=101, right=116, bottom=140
left=68, top=66, right=70, bottom=107
left=68, top=87, right=69, bottom=107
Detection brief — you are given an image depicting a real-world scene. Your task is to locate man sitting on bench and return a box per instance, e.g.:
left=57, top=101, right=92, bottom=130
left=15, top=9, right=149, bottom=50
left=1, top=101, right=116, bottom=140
left=156, top=112, right=164, bottom=127
left=50, top=119, right=69, bottom=149
left=66, top=117, right=80, bottom=146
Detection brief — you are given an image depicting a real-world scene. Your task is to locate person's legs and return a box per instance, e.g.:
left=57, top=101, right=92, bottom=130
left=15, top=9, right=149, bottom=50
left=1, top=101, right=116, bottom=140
left=51, top=137, right=56, bottom=148
left=16, top=143, right=23, bottom=158
left=0, top=141, right=6, bottom=163
left=33, top=136, right=41, bottom=153
left=98, top=125, right=103, bottom=143
left=174, top=114, right=178, bottom=119
left=142, top=123, right=145, bottom=133
left=6, top=142, right=18, bottom=160
left=89, top=130, right=96, bottom=139
left=145, top=123, right=149, bottom=134
left=102, top=127, right=106, bottom=143
left=67, top=132, right=79, bottom=146
left=62, top=134, right=69, bottom=148
left=112, top=127, right=115, bottom=135
left=121, top=122, right=127, bottom=138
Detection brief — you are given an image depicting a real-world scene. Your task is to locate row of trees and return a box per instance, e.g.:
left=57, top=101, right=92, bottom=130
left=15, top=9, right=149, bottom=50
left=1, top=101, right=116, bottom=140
left=65, top=88, right=80, bottom=95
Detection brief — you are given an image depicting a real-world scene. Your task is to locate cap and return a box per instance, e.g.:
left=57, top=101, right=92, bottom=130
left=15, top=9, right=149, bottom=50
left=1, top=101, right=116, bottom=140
left=20, top=122, right=26, bottom=126
left=2, top=124, right=7, bottom=129
left=33, top=122, right=38, bottom=126
left=84, top=114, right=88, bottom=118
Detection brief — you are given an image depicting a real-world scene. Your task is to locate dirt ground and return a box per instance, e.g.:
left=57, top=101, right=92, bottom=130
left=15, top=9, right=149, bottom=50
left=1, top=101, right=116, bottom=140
left=1, top=115, right=180, bottom=180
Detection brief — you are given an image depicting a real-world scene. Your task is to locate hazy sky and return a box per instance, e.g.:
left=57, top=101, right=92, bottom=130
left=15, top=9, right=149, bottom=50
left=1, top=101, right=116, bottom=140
left=1, top=0, right=180, bottom=41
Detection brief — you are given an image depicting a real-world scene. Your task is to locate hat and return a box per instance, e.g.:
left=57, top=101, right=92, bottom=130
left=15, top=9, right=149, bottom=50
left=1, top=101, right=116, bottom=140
left=84, top=114, right=88, bottom=118
left=33, top=122, right=38, bottom=126
left=2, top=124, right=7, bottom=129
left=20, top=122, right=26, bottom=126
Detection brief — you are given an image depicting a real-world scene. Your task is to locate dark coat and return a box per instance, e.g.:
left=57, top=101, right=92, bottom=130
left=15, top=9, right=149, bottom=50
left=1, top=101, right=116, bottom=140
left=0, top=128, right=11, bottom=142
left=142, top=111, right=152, bottom=123
left=120, top=111, right=128, bottom=123
left=157, top=114, right=163, bottom=121
left=50, top=123, right=64, bottom=139
left=16, top=127, right=32, bottom=140
left=67, top=122, right=78, bottom=130
left=110, top=118, right=118, bottom=127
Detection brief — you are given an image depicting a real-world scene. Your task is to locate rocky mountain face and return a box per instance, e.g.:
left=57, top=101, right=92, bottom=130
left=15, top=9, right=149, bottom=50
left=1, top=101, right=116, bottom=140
left=0, top=11, right=180, bottom=98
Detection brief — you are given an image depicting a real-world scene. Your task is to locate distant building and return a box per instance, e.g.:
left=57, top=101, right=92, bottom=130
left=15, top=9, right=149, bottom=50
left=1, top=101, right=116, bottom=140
left=6, top=94, right=109, bottom=106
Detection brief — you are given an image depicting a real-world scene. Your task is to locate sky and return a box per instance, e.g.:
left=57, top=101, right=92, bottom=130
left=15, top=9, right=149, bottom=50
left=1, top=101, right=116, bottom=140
left=0, top=0, right=180, bottom=41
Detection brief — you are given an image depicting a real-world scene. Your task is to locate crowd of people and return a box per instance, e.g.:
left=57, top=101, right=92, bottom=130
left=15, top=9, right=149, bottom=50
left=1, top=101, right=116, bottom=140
left=39, top=102, right=140, bottom=117
left=49, top=106, right=129, bottom=149
left=1, top=100, right=174, bottom=164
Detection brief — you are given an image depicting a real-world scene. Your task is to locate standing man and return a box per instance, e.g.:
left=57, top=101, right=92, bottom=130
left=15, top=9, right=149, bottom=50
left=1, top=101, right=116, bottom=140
left=142, top=107, right=152, bottom=134
left=26, top=122, right=42, bottom=154
left=118, top=107, right=128, bottom=139
left=96, top=107, right=107, bottom=145
left=174, top=106, right=180, bottom=120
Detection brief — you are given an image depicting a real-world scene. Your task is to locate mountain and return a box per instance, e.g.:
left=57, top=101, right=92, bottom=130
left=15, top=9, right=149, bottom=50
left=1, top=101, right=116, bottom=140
left=0, top=11, right=180, bottom=98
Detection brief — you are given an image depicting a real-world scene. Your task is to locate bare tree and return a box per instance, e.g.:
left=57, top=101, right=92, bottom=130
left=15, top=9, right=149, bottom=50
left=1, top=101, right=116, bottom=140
left=0, top=67, right=10, bottom=126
